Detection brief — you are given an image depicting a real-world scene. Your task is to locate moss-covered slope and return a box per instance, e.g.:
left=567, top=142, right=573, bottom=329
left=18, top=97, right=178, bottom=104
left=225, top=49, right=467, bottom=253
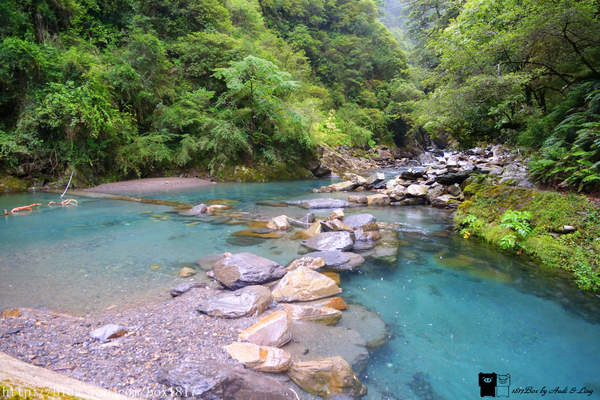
left=455, top=177, right=600, bottom=291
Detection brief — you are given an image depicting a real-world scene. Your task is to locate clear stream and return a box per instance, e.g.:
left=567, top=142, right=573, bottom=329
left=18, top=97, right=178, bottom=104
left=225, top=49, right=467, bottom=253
left=1, top=179, right=599, bottom=399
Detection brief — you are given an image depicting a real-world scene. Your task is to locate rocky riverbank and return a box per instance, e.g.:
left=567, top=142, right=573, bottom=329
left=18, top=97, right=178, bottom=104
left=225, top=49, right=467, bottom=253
left=312, top=145, right=532, bottom=210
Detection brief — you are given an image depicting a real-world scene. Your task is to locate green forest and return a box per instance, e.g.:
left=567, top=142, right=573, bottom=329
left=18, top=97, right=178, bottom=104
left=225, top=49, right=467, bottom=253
left=1, top=0, right=599, bottom=191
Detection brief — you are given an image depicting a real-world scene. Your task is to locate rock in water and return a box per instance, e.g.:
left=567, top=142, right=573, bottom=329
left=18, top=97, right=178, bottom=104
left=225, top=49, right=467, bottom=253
left=282, top=303, right=342, bottom=325
left=302, top=232, right=354, bottom=252
left=272, top=267, right=342, bottom=302
left=90, top=324, right=127, bottom=342
left=197, top=286, right=271, bottom=318
left=238, top=310, right=292, bottom=347
left=339, top=304, right=389, bottom=349
left=212, top=252, right=286, bottom=289
left=224, top=342, right=292, bottom=373
left=288, top=198, right=352, bottom=209
left=343, top=213, right=376, bottom=229
left=158, top=360, right=296, bottom=399
left=303, top=251, right=365, bottom=271
left=367, top=194, right=390, bottom=206
left=284, top=322, right=369, bottom=374
left=288, top=357, right=367, bottom=398
left=366, top=172, right=385, bottom=186
left=266, top=215, right=291, bottom=231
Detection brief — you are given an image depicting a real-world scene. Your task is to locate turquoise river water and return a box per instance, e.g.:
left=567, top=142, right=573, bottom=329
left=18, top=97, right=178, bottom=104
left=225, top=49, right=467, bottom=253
left=1, top=179, right=599, bottom=400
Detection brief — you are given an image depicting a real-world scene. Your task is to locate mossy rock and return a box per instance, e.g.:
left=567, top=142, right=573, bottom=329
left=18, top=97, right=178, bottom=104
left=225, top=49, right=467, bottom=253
left=455, top=182, right=600, bottom=292
left=0, top=176, right=29, bottom=192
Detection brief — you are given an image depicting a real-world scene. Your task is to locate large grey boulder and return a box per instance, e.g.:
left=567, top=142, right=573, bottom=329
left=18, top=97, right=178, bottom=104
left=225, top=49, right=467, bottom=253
left=342, top=214, right=376, bottom=229
left=197, top=286, right=271, bottom=318
left=303, top=251, right=365, bottom=271
left=287, top=198, right=352, bottom=209
left=158, top=360, right=296, bottom=399
left=302, top=232, right=354, bottom=252
left=212, top=252, right=286, bottom=289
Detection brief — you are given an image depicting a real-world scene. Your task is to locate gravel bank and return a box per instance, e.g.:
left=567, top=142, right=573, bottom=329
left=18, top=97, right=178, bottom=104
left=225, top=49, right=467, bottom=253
left=0, top=287, right=256, bottom=399
left=85, top=178, right=213, bottom=194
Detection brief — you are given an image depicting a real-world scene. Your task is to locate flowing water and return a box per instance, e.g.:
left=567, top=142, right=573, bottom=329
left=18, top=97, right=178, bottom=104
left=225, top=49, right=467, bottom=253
left=1, top=180, right=599, bottom=399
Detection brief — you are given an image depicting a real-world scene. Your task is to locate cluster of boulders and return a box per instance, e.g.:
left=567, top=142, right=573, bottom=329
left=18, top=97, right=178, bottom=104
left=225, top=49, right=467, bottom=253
left=313, top=146, right=532, bottom=209
left=159, top=208, right=396, bottom=399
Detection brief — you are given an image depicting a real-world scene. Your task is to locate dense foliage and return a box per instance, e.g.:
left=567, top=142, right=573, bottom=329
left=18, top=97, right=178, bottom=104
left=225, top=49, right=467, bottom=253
left=397, top=0, right=600, bottom=191
left=0, top=0, right=411, bottom=182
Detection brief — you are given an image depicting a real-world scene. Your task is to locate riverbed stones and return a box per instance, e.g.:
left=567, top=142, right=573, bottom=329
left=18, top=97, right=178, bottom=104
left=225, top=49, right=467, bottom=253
left=323, top=218, right=354, bottom=232
left=170, top=282, right=205, bottom=297
left=266, top=215, right=291, bottom=231
left=288, top=198, right=352, bottom=209
left=328, top=181, right=358, bottom=192
left=288, top=356, right=367, bottom=398
left=271, top=267, right=342, bottom=302
left=185, top=203, right=207, bottom=216
left=224, top=342, right=292, bottom=373
left=197, top=285, right=271, bottom=318
left=406, top=184, right=429, bottom=197
left=347, top=195, right=368, bottom=204
left=158, top=360, right=296, bottom=399
left=430, top=194, right=460, bottom=209
left=238, top=310, right=292, bottom=347
left=367, top=193, right=390, bottom=206
left=282, top=303, right=342, bottom=326
left=343, top=213, right=376, bottom=229
left=303, top=251, right=365, bottom=271
left=366, top=172, right=385, bottom=186
left=302, top=231, right=354, bottom=252
left=286, top=256, right=325, bottom=271
left=330, top=208, right=345, bottom=220
left=90, top=324, right=126, bottom=342
left=212, top=252, right=286, bottom=289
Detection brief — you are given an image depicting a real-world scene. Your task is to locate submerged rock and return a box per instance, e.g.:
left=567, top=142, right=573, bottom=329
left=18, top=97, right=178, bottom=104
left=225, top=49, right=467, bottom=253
left=288, top=356, right=367, bottom=398
left=238, top=310, right=292, bottom=347
left=179, top=267, right=197, bottom=278
left=224, top=342, right=292, bottom=373
left=284, top=322, right=369, bottom=374
left=304, top=251, right=365, bottom=271
left=271, top=267, right=342, bottom=302
left=90, top=324, right=127, bottom=342
left=158, top=360, right=296, bottom=399
left=197, top=285, right=271, bottom=318
left=212, top=253, right=286, bottom=289
left=339, top=304, right=389, bottom=349
left=302, top=232, right=355, bottom=252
